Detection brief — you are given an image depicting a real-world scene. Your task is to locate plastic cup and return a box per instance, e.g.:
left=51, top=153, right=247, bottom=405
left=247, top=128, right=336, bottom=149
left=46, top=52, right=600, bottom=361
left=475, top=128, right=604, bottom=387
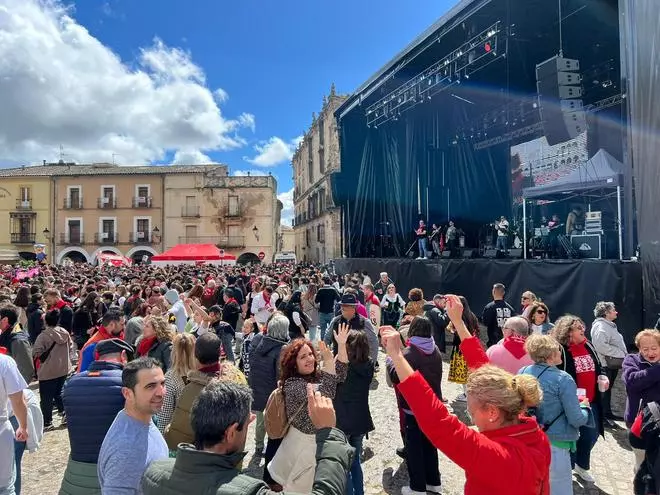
left=576, top=388, right=587, bottom=401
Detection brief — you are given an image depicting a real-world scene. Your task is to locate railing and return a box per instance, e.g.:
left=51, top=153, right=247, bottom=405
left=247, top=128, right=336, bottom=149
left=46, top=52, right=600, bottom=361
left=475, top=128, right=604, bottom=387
left=129, top=232, right=152, bottom=244
left=15, top=199, right=32, bottom=211
left=178, top=235, right=245, bottom=248
left=97, top=198, right=117, bottom=209
left=63, top=198, right=83, bottom=209
left=224, top=205, right=242, bottom=217
left=10, top=233, right=35, bottom=244
left=181, top=206, right=200, bottom=217
left=94, top=232, right=118, bottom=245
left=132, top=197, right=153, bottom=208
left=59, top=233, right=84, bottom=246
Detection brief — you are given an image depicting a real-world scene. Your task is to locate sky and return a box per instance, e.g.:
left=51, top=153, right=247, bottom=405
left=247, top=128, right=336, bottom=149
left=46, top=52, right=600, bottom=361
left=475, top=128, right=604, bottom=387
left=0, top=0, right=455, bottom=224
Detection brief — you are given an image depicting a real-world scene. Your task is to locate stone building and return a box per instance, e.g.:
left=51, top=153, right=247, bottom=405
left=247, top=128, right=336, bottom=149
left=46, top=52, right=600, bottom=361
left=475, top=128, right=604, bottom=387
left=292, top=84, right=347, bottom=263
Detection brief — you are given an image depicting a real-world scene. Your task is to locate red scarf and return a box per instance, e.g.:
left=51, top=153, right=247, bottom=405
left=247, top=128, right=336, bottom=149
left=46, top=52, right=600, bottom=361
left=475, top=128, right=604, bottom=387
left=137, top=336, right=157, bottom=357
left=199, top=362, right=221, bottom=374
left=203, top=287, right=215, bottom=298
left=49, top=299, right=70, bottom=311
left=502, top=334, right=528, bottom=359
left=225, top=297, right=238, bottom=306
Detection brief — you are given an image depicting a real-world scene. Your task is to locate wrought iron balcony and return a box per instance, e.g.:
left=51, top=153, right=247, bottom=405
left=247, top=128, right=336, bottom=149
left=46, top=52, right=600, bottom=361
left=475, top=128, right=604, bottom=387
left=132, top=196, right=153, bottom=208
left=10, top=233, right=35, bottom=244
left=15, top=199, right=32, bottom=211
left=181, top=206, right=200, bottom=217
left=63, top=197, right=83, bottom=209
left=59, top=233, right=84, bottom=246
left=129, top=232, right=153, bottom=244
left=97, top=197, right=117, bottom=209
left=94, top=232, right=118, bottom=245
left=224, top=205, right=242, bottom=217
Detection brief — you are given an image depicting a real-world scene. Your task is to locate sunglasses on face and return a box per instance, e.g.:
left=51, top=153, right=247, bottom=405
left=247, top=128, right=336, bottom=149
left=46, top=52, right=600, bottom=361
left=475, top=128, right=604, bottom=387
left=536, top=310, right=546, bottom=314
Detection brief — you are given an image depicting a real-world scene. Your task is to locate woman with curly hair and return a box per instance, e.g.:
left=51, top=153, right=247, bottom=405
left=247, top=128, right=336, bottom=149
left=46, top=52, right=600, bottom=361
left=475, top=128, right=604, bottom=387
left=551, top=315, right=609, bottom=484
left=268, top=332, right=349, bottom=493
left=135, top=316, right=174, bottom=372
left=405, top=288, right=426, bottom=318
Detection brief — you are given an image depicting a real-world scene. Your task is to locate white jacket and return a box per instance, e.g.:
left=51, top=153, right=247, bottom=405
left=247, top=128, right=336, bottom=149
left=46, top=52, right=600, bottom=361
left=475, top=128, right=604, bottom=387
left=591, top=317, right=627, bottom=363
left=8, top=389, right=43, bottom=452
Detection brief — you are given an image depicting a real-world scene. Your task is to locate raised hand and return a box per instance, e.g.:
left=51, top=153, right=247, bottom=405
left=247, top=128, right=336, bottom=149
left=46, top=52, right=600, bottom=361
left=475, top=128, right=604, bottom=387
left=318, top=341, right=333, bottom=362
left=379, top=325, right=403, bottom=358
left=307, top=383, right=336, bottom=429
left=334, top=323, right=350, bottom=346
left=445, top=294, right=464, bottom=324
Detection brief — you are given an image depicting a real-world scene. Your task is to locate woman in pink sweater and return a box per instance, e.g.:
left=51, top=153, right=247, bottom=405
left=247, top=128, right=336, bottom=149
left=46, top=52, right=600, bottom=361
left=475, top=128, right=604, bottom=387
left=486, top=316, right=534, bottom=374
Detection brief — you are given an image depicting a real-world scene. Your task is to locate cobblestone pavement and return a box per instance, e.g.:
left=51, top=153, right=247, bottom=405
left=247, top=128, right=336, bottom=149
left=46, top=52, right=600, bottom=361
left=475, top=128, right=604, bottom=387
left=23, top=347, right=634, bottom=495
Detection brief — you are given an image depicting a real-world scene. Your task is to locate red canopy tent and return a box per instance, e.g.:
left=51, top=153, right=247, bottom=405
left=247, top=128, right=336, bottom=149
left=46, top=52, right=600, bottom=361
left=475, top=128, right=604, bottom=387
left=151, top=244, right=237, bottom=266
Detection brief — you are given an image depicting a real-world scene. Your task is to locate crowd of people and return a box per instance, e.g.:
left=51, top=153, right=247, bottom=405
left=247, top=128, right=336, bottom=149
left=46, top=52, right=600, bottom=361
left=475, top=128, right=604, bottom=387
left=0, top=261, right=657, bottom=495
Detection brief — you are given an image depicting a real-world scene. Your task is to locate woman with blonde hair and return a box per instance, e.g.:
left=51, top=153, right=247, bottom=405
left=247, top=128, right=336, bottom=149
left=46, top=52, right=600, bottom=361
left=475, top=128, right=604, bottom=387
left=520, top=334, right=591, bottom=494
left=381, top=295, right=550, bottom=495
left=135, top=315, right=174, bottom=372
left=157, top=333, right=196, bottom=435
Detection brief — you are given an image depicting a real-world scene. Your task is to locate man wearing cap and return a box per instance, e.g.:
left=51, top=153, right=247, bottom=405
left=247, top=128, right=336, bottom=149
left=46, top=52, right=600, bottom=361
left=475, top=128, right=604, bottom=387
left=324, top=294, right=380, bottom=368
left=60, top=338, right=131, bottom=495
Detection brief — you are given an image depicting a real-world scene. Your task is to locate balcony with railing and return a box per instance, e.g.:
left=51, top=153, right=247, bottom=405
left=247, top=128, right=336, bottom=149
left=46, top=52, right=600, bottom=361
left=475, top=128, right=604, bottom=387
left=94, top=232, right=118, bottom=245
left=11, top=233, right=36, bottom=244
left=15, top=199, right=32, bottom=211
left=63, top=197, right=83, bottom=209
left=224, top=205, right=242, bottom=217
left=97, top=198, right=117, bottom=209
left=177, top=235, right=245, bottom=248
left=181, top=206, right=200, bottom=217
left=132, top=197, right=153, bottom=208
left=129, top=232, right=153, bottom=244
left=59, top=233, right=84, bottom=246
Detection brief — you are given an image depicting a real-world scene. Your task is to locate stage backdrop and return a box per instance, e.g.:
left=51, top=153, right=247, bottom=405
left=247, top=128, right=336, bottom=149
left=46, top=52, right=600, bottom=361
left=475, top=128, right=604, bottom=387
left=335, top=258, right=643, bottom=346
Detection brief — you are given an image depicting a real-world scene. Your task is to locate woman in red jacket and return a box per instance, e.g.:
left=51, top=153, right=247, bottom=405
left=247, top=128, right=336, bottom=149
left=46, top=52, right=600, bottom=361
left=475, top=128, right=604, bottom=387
left=380, top=295, right=551, bottom=495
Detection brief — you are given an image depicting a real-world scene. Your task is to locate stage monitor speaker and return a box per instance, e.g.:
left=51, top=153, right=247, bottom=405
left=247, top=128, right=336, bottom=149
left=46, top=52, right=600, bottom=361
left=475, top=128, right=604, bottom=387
left=484, top=248, right=498, bottom=259
left=462, top=249, right=476, bottom=259
left=508, top=248, right=523, bottom=259
left=536, top=55, right=586, bottom=146
left=441, top=250, right=451, bottom=258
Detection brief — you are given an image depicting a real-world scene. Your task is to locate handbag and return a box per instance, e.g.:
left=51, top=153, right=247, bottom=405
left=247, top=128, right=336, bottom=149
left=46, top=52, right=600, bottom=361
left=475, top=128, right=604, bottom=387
left=605, top=356, right=624, bottom=369
left=263, top=387, right=306, bottom=439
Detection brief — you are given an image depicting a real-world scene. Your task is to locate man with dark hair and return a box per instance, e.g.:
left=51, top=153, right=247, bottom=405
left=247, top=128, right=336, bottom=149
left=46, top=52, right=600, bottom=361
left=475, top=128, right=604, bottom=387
left=77, top=309, right=125, bottom=373
left=98, top=357, right=167, bottom=495
left=0, top=305, right=34, bottom=384
left=423, top=294, right=450, bottom=353
left=163, top=333, right=246, bottom=449
left=43, top=288, right=74, bottom=333
left=142, top=381, right=353, bottom=495
left=316, top=277, right=340, bottom=341
left=208, top=305, right=235, bottom=362
left=60, top=338, right=132, bottom=494
left=226, top=276, right=244, bottom=306
left=221, top=289, right=241, bottom=332
left=482, top=283, right=516, bottom=348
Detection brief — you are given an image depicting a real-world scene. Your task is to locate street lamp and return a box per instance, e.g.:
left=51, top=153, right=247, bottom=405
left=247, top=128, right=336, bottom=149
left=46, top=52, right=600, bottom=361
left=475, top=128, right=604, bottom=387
left=42, top=228, right=54, bottom=264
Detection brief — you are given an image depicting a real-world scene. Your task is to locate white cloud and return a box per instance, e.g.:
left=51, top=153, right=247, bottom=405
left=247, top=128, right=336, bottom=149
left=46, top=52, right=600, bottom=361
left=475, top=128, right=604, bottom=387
left=213, top=88, right=229, bottom=103
left=171, top=149, right=213, bottom=164
left=0, top=0, right=255, bottom=165
left=278, top=187, right=294, bottom=226
left=244, top=136, right=302, bottom=167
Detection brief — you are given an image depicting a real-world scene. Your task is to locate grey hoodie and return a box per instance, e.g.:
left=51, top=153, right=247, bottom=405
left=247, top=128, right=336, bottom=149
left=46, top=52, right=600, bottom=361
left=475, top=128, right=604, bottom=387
left=32, top=325, right=75, bottom=381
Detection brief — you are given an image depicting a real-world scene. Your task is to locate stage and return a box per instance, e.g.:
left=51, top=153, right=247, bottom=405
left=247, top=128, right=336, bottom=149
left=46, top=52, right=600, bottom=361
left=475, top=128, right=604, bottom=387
left=335, top=257, right=643, bottom=345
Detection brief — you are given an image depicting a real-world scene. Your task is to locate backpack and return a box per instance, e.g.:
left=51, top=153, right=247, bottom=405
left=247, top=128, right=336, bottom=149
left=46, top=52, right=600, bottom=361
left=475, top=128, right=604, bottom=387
left=263, top=387, right=305, bottom=439
left=164, top=374, right=213, bottom=450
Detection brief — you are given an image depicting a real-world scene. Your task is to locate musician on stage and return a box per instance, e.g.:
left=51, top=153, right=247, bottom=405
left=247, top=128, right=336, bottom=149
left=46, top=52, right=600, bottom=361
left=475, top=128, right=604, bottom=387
left=415, top=219, right=429, bottom=260
left=495, top=216, right=509, bottom=252
left=445, top=221, right=458, bottom=257
left=430, top=223, right=442, bottom=257
left=566, top=205, right=585, bottom=235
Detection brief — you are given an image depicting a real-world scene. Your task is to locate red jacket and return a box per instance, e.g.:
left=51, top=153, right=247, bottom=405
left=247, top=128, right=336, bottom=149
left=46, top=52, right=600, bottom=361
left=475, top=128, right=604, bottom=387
left=397, top=336, right=551, bottom=495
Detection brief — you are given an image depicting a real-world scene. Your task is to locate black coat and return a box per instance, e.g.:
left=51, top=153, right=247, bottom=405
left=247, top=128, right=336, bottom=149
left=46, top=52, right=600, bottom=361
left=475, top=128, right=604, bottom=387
left=26, top=302, right=44, bottom=344
left=247, top=333, right=286, bottom=411
left=71, top=308, right=93, bottom=348
left=423, top=302, right=449, bottom=353
left=558, top=340, right=605, bottom=437
left=62, top=361, right=125, bottom=463
left=58, top=304, right=74, bottom=333
left=334, top=360, right=375, bottom=436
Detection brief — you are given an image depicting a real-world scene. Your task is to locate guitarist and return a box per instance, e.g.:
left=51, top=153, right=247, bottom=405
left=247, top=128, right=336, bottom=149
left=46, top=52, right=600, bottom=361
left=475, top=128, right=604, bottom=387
left=495, top=216, right=509, bottom=253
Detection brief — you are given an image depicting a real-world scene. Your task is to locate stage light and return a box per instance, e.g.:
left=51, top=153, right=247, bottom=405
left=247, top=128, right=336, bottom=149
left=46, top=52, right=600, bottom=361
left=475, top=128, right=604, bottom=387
left=484, top=42, right=492, bottom=53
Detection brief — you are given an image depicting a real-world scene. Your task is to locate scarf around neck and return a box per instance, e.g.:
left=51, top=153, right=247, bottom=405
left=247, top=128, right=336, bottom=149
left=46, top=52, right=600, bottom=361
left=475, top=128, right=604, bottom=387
left=502, top=334, right=528, bottom=359
left=137, top=335, right=157, bottom=356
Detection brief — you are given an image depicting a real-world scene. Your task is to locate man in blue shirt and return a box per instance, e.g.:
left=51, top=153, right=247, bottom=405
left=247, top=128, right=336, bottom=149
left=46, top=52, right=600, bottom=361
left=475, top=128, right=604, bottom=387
left=98, top=357, right=168, bottom=494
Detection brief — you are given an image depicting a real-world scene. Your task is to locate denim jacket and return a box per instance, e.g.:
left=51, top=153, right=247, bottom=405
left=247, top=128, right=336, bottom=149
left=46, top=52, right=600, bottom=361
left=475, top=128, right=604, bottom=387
left=519, top=363, right=592, bottom=442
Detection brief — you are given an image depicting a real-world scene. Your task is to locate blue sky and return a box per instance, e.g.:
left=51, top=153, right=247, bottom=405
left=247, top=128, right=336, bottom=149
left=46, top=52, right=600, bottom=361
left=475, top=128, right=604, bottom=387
left=0, top=0, right=454, bottom=222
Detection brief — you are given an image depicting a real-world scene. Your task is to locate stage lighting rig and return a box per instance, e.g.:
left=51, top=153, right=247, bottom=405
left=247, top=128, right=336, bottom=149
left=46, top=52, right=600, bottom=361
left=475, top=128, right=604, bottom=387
left=365, top=21, right=506, bottom=128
